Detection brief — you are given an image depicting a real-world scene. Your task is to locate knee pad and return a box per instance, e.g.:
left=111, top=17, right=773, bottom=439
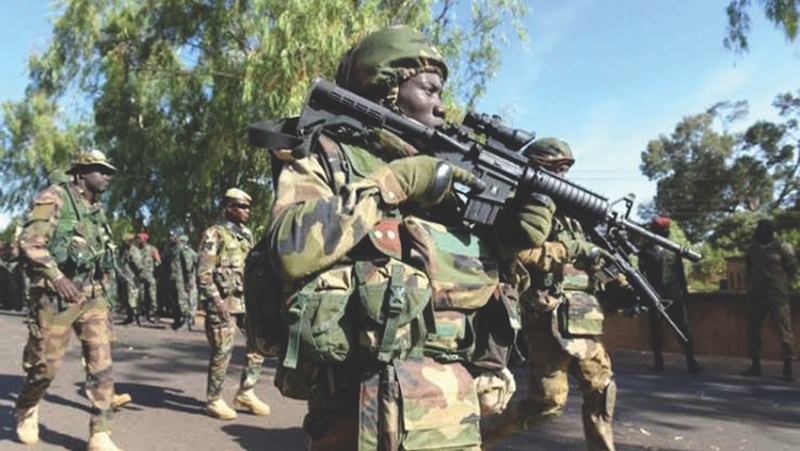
left=602, top=379, right=617, bottom=419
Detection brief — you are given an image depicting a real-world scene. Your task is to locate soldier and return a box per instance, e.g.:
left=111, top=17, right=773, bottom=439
left=265, top=26, right=553, bottom=449
left=199, top=188, right=271, bottom=419
left=482, top=138, right=629, bottom=451
left=14, top=149, right=125, bottom=450
left=742, top=219, right=798, bottom=381
left=118, top=234, right=142, bottom=326
left=182, top=234, right=199, bottom=331
left=638, top=216, right=702, bottom=373
left=170, top=234, right=196, bottom=331
left=136, top=232, right=160, bottom=323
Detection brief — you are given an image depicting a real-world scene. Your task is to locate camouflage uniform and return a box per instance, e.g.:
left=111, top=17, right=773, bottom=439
left=266, top=27, right=551, bottom=450
left=745, top=235, right=798, bottom=362
left=198, top=211, right=264, bottom=403
left=183, top=236, right=199, bottom=326
left=169, top=235, right=196, bottom=328
left=137, top=235, right=160, bottom=320
left=482, top=139, right=619, bottom=451
left=15, top=150, right=117, bottom=437
left=118, top=235, right=142, bottom=324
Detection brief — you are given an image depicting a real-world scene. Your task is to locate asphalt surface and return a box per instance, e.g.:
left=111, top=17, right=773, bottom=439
left=0, top=309, right=798, bottom=450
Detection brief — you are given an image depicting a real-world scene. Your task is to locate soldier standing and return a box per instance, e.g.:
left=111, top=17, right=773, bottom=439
left=170, top=234, right=196, bottom=331
left=638, top=216, right=702, bottom=373
left=182, top=234, right=199, bottom=330
left=14, top=150, right=125, bottom=450
left=482, top=138, right=627, bottom=451
left=136, top=232, right=160, bottom=323
left=118, top=234, right=142, bottom=326
left=742, top=219, right=798, bottom=381
left=265, top=26, right=552, bottom=449
left=199, top=188, right=271, bottom=419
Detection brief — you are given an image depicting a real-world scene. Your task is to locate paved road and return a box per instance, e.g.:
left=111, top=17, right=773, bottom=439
left=0, top=309, right=798, bottom=450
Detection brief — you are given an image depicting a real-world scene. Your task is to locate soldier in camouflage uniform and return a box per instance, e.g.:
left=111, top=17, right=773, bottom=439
left=199, top=188, right=271, bottom=419
left=482, top=138, right=627, bottom=451
left=118, top=234, right=142, bottom=326
left=638, top=216, right=701, bottom=373
left=136, top=232, right=160, bottom=323
left=184, top=235, right=199, bottom=330
left=742, top=219, right=798, bottom=381
left=170, top=234, right=196, bottom=331
left=14, top=150, right=125, bottom=451
left=265, top=26, right=554, bottom=450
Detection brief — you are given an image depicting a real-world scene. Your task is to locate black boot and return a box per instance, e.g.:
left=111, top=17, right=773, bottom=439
left=650, top=352, right=665, bottom=372
left=686, top=350, right=703, bottom=374
left=120, top=307, right=135, bottom=326
left=742, top=358, right=761, bottom=377
left=782, top=360, right=794, bottom=382
left=171, top=316, right=186, bottom=331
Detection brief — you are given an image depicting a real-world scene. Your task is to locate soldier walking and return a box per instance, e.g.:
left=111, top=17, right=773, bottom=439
left=482, top=139, right=631, bottom=451
left=199, top=188, right=271, bottom=419
left=14, top=150, right=125, bottom=450
left=742, top=219, right=798, bottom=381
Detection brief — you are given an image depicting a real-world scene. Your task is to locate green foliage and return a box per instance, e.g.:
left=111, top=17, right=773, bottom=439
left=0, top=0, right=528, bottom=244
left=725, top=0, right=799, bottom=52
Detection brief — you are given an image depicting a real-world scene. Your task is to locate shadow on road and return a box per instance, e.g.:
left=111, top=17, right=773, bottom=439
left=111, top=382, right=206, bottom=415
left=221, top=424, right=305, bottom=450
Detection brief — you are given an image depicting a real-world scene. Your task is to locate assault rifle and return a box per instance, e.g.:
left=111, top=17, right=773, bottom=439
left=249, top=78, right=701, bottom=343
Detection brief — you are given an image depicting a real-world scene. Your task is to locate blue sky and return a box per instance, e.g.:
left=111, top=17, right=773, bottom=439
left=1, top=1, right=800, bottom=228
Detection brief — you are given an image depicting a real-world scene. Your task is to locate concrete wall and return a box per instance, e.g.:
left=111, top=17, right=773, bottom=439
left=604, top=292, right=800, bottom=360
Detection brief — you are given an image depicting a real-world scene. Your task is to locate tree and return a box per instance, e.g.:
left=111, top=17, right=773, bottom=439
left=0, top=0, right=528, bottom=243
left=725, top=0, right=799, bottom=52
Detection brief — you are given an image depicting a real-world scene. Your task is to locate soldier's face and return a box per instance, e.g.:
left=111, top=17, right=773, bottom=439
left=225, top=201, right=250, bottom=225
left=83, top=168, right=112, bottom=194
left=396, top=72, right=445, bottom=128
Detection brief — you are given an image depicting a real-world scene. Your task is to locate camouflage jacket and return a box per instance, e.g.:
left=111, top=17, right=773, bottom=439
left=745, top=238, right=798, bottom=299
left=118, top=245, right=142, bottom=286
left=138, top=243, right=160, bottom=279
left=170, top=242, right=197, bottom=287
left=198, top=221, right=254, bottom=314
left=518, top=214, right=605, bottom=358
left=639, top=242, right=688, bottom=303
left=18, top=182, right=113, bottom=301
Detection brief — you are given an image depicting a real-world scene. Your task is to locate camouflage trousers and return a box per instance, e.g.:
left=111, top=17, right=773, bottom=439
left=16, top=290, right=115, bottom=434
left=137, top=276, right=158, bottom=317
left=482, top=313, right=615, bottom=451
left=119, top=280, right=138, bottom=311
left=168, top=280, right=190, bottom=317
left=746, top=297, right=796, bottom=361
left=303, top=360, right=482, bottom=451
left=204, top=312, right=264, bottom=401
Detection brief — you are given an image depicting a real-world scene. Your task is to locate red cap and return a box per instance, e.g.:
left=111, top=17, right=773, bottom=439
left=650, top=216, right=671, bottom=229
left=138, top=233, right=150, bottom=241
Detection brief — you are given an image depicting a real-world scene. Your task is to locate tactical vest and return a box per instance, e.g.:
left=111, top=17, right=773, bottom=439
left=261, top=134, right=520, bottom=400
left=47, top=185, right=114, bottom=285
left=542, top=215, right=604, bottom=358
left=213, top=222, right=252, bottom=313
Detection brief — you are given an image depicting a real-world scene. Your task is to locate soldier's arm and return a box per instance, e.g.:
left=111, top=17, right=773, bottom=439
left=18, top=187, right=65, bottom=281
left=197, top=227, right=223, bottom=300
left=267, top=154, right=388, bottom=281
left=781, top=242, right=798, bottom=280
left=517, top=241, right=567, bottom=273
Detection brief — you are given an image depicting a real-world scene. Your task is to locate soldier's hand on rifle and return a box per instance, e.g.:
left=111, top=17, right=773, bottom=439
left=560, top=237, right=612, bottom=265
left=52, top=275, right=85, bottom=304
left=369, top=155, right=485, bottom=207
left=497, top=194, right=556, bottom=249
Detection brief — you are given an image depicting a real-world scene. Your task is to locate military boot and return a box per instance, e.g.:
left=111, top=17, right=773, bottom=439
left=233, top=389, right=271, bottom=416
left=112, top=393, right=132, bottom=410
left=650, top=352, right=664, bottom=372
left=16, top=405, right=39, bottom=445
left=87, top=431, right=124, bottom=451
left=782, top=360, right=794, bottom=382
left=206, top=399, right=237, bottom=420
left=741, top=358, right=761, bottom=377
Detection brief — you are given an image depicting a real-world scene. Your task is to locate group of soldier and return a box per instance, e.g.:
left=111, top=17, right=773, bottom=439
left=5, top=23, right=797, bottom=451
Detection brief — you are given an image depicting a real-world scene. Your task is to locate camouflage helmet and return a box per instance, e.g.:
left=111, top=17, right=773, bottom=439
left=179, top=234, right=190, bottom=244
left=527, top=138, right=575, bottom=169
left=66, top=149, right=117, bottom=175
left=335, top=25, right=448, bottom=105
left=122, top=233, right=136, bottom=242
